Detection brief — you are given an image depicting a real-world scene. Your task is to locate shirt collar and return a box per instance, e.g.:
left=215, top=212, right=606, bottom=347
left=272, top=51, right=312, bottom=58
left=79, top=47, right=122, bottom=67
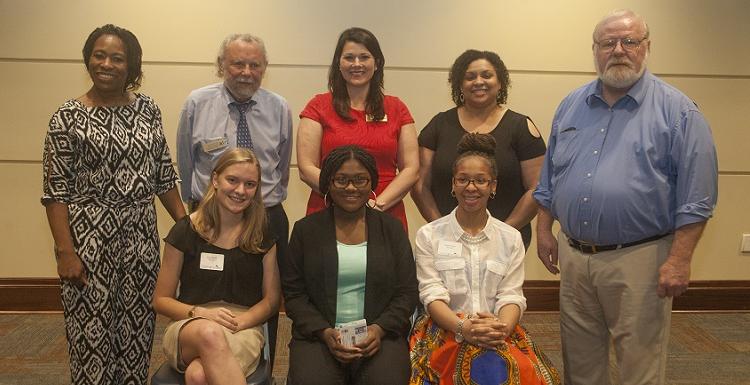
left=447, top=207, right=493, bottom=242
left=585, top=69, right=652, bottom=107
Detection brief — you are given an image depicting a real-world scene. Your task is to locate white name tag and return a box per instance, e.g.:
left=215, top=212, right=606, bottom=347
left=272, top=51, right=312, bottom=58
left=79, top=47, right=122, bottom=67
left=201, top=137, right=228, bottom=153
left=200, top=252, right=225, bottom=271
left=437, top=240, right=462, bottom=257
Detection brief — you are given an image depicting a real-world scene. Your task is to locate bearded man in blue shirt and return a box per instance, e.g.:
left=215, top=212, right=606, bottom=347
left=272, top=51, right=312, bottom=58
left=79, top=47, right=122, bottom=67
left=533, top=9, right=718, bottom=385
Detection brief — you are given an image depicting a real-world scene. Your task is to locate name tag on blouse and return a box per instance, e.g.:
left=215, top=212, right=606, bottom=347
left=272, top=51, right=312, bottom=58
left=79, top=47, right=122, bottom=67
left=201, top=137, right=228, bottom=153
left=200, top=252, right=225, bottom=271
left=437, top=240, right=462, bottom=257
left=365, top=114, right=388, bottom=122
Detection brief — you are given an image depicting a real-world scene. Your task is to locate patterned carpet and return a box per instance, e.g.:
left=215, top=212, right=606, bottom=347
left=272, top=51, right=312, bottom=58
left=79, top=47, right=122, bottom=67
left=0, top=312, right=748, bottom=384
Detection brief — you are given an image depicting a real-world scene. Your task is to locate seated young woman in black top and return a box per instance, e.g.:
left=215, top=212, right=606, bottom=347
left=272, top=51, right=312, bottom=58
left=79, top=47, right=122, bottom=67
left=153, top=148, right=280, bottom=385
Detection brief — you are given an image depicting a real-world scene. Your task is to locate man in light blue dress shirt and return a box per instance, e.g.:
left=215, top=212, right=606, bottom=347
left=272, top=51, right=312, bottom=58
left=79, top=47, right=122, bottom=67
left=533, top=10, right=718, bottom=385
left=176, top=35, right=293, bottom=328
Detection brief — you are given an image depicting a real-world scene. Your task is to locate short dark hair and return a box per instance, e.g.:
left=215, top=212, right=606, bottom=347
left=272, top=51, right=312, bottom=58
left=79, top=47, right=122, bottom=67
left=448, top=49, right=510, bottom=106
left=319, top=145, right=379, bottom=196
left=453, top=133, right=498, bottom=179
left=82, top=24, right=143, bottom=91
left=328, top=27, right=385, bottom=121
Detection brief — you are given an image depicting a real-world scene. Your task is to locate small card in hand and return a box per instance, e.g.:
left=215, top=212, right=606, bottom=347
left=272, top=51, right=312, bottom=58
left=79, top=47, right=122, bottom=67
left=336, top=319, right=368, bottom=347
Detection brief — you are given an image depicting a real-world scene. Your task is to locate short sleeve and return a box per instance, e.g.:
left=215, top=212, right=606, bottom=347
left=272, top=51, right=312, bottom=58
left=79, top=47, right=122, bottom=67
left=149, top=101, right=179, bottom=195
left=417, top=113, right=442, bottom=150
left=512, top=115, right=547, bottom=161
left=164, top=216, right=195, bottom=254
left=41, top=103, right=79, bottom=205
left=299, top=93, right=326, bottom=123
left=391, top=96, right=415, bottom=126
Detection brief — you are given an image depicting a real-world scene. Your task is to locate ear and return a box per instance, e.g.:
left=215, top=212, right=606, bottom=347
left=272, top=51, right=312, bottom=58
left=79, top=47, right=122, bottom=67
left=211, top=171, right=219, bottom=188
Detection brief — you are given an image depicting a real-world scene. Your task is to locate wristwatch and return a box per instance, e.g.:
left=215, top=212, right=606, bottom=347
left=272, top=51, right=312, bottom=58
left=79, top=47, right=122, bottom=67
left=455, top=319, right=465, bottom=342
left=187, top=306, right=197, bottom=318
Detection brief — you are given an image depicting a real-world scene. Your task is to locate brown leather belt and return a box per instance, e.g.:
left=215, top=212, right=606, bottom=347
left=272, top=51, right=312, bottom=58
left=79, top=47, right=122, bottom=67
left=567, top=233, right=668, bottom=254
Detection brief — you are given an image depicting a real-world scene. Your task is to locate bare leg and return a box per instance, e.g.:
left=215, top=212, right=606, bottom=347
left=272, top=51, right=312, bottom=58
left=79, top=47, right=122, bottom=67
left=179, top=319, right=246, bottom=385
left=184, top=358, right=207, bottom=385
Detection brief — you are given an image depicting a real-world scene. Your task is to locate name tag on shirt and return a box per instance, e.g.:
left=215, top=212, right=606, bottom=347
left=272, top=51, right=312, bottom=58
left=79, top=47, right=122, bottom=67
left=437, top=240, right=462, bottom=257
left=200, top=252, right=225, bottom=271
left=201, top=137, right=228, bottom=153
left=365, top=114, right=388, bottom=122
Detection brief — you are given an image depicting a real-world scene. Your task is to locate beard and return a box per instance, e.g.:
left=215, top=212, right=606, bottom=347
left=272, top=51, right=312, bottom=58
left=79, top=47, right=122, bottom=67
left=595, top=55, right=647, bottom=89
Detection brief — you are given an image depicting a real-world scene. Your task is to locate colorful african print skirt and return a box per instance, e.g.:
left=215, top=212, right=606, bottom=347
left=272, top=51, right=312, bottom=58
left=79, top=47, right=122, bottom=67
left=409, top=315, right=560, bottom=385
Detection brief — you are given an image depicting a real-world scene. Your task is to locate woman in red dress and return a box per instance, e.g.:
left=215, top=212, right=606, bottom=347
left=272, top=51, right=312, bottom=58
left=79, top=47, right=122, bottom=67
left=296, top=27, right=419, bottom=231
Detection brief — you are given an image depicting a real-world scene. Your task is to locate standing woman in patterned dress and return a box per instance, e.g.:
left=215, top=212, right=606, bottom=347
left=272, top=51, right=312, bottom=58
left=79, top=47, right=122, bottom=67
left=41, top=24, right=186, bottom=385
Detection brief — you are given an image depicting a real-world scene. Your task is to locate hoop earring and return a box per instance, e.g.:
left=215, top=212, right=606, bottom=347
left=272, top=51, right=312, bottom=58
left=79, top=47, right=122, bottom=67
left=496, top=91, right=503, bottom=105
left=450, top=190, right=456, bottom=197
left=459, top=92, right=465, bottom=104
left=489, top=191, right=496, bottom=199
left=323, top=193, right=330, bottom=208
left=366, top=190, right=378, bottom=208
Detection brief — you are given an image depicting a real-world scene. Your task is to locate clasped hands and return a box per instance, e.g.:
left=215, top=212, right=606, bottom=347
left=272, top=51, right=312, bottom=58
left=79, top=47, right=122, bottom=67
left=461, top=312, right=512, bottom=349
left=190, top=306, right=248, bottom=333
left=318, top=324, right=385, bottom=363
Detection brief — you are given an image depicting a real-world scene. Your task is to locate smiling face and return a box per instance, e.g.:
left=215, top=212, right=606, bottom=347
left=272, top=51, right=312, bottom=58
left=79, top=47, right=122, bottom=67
left=593, top=15, right=650, bottom=90
left=87, top=34, right=128, bottom=94
left=222, top=39, right=267, bottom=102
left=461, top=59, right=502, bottom=108
left=338, top=41, right=376, bottom=89
left=453, top=155, right=497, bottom=214
left=329, top=158, right=372, bottom=214
left=211, top=161, right=259, bottom=215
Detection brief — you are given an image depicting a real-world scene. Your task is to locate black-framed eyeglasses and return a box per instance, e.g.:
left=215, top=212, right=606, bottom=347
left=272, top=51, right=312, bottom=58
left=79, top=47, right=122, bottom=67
left=595, top=36, right=648, bottom=52
left=331, top=176, right=370, bottom=189
left=453, top=177, right=493, bottom=188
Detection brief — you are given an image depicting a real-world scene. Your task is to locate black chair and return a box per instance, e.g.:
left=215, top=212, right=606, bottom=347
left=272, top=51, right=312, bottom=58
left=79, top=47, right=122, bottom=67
left=151, top=314, right=278, bottom=385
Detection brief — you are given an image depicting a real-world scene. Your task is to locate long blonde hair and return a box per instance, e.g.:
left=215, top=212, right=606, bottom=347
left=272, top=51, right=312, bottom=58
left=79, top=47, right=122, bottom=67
left=192, top=148, right=268, bottom=253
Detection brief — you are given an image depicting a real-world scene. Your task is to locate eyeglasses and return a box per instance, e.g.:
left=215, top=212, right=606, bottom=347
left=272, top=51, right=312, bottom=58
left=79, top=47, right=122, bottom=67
left=331, top=176, right=370, bottom=189
left=453, top=177, right=493, bottom=188
left=594, top=37, right=648, bottom=52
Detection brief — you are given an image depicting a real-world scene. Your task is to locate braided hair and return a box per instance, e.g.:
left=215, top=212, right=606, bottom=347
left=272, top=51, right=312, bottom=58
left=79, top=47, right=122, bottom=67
left=319, top=145, right=379, bottom=197
left=453, top=132, right=498, bottom=179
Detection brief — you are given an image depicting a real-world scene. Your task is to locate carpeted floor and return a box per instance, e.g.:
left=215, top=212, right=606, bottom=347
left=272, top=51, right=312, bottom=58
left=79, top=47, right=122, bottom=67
left=0, top=312, right=748, bottom=384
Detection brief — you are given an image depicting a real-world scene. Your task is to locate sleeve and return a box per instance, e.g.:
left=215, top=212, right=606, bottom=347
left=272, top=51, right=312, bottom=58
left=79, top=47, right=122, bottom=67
left=164, top=217, right=193, bottom=253
left=151, top=101, right=179, bottom=195
left=671, top=109, right=718, bottom=228
left=414, top=224, right=451, bottom=310
left=417, top=113, right=441, bottom=150
left=176, top=96, right=195, bottom=202
left=41, top=104, right=77, bottom=205
left=533, top=106, right=563, bottom=210
left=277, top=98, right=293, bottom=196
left=513, top=114, right=547, bottom=161
left=299, top=94, right=324, bottom=123
left=371, top=217, right=418, bottom=336
left=280, top=220, right=332, bottom=338
left=493, top=231, right=528, bottom=316
left=392, top=96, right=415, bottom=126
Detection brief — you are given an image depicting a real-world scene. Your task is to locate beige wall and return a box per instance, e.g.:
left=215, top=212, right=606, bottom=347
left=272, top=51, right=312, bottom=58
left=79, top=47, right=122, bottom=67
left=1, top=0, right=748, bottom=279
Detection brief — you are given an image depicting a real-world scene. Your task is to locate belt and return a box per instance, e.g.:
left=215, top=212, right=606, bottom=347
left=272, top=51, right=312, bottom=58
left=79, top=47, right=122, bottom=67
left=567, top=233, right=669, bottom=254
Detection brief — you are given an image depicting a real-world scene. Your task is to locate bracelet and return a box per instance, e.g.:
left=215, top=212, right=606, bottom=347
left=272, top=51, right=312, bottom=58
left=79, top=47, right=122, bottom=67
left=187, top=305, right=197, bottom=318
left=455, top=318, right=465, bottom=342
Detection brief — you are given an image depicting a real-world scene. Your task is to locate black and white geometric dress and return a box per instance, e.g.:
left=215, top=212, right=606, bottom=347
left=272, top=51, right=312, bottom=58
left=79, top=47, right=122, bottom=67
left=41, top=94, right=179, bottom=385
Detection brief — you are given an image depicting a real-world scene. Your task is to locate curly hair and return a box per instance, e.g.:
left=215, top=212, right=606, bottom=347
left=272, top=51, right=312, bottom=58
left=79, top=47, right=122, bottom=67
left=328, top=27, right=386, bottom=121
left=82, top=24, right=143, bottom=91
left=193, top=148, right=268, bottom=254
left=453, top=132, right=498, bottom=179
left=319, top=145, right=379, bottom=198
left=448, top=49, right=510, bottom=107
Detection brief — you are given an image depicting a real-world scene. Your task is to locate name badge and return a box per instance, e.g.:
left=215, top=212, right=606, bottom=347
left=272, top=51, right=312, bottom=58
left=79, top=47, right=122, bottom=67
left=437, top=240, right=462, bottom=257
left=200, top=252, right=225, bottom=271
left=201, top=137, right=228, bottom=153
left=365, top=113, right=388, bottom=122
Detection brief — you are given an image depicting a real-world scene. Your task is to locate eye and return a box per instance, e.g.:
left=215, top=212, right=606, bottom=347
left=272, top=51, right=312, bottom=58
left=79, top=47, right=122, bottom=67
left=481, top=71, right=494, bottom=79
left=463, top=73, right=477, bottom=81
left=245, top=181, right=257, bottom=188
left=226, top=176, right=237, bottom=183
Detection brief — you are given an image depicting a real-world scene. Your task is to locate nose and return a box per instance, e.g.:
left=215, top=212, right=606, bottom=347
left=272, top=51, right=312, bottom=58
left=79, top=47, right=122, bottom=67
left=101, top=57, right=114, bottom=68
left=465, top=180, right=480, bottom=190
left=612, top=40, right=627, bottom=54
